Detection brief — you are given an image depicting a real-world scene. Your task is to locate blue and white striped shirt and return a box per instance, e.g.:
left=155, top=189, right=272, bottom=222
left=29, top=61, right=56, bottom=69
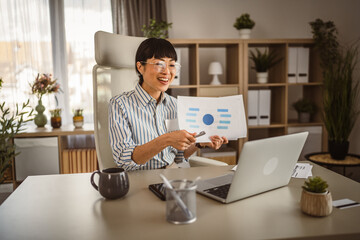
left=109, top=83, right=184, bottom=170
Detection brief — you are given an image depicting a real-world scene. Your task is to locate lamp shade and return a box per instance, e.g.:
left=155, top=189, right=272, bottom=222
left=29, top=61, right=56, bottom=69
left=208, top=62, right=223, bottom=75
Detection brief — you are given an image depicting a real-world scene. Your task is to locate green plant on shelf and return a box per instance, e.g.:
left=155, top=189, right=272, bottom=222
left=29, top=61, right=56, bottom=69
left=292, top=98, right=317, bottom=114
left=141, top=19, right=172, bottom=39
left=233, top=13, right=255, bottom=30
left=249, top=48, right=282, bottom=72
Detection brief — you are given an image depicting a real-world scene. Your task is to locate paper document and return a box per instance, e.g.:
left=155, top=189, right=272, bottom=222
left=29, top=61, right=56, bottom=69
left=292, top=163, right=313, bottom=178
left=177, top=95, right=247, bottom=142
left=333, top=199, right=360, bottom=209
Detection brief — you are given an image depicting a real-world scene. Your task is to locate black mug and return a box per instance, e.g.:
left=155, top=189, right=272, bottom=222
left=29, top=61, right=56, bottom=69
left=91, top=168, right=129, bottom=199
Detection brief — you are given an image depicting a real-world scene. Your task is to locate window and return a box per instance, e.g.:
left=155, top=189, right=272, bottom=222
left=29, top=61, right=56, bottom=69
left=0, top=0, right=112, bottom=124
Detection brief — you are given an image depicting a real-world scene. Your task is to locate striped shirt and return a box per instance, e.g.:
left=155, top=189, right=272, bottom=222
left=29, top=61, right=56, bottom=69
left=109, top=83, right=184, bottom=170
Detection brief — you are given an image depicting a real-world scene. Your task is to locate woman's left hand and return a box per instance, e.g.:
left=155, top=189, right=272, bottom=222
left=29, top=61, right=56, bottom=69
left=201, top=136, right=229, bottom=150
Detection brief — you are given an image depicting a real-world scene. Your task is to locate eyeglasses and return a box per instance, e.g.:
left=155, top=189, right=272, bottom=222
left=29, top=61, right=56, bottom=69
left=141, top=61, right=181, bottom=73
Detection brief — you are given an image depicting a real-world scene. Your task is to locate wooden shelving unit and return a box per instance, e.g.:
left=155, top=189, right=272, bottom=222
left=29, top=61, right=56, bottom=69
left=169, top=38, right=326, bottom=162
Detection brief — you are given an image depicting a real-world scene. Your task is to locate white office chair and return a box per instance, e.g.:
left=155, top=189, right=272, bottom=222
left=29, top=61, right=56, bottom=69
left=93, top=31, right=227, bottom=170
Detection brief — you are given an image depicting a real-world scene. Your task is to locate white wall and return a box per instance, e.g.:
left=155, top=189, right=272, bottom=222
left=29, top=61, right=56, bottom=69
left=167, top=0, right=360, bottom=155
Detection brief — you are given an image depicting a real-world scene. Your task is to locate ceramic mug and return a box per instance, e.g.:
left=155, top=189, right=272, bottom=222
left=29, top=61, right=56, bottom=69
left=90, top=168, right=129, bottom=199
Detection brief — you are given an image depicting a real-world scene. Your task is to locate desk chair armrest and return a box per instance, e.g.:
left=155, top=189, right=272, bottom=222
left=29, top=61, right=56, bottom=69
left=188, top=156, right=228, bottom=167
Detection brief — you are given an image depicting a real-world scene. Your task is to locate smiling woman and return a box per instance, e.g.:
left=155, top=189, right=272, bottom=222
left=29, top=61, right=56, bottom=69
left=108, top=38, right=228, bottom=171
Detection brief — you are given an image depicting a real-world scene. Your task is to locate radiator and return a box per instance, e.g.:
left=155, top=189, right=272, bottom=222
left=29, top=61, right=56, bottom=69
left=62, top=149, right=98, bottom=174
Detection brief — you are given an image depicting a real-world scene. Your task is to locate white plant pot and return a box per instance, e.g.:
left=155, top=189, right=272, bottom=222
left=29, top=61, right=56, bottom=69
left=239, top=29, right=251, bottom=39
left=256, top=72, right=268, bottom=84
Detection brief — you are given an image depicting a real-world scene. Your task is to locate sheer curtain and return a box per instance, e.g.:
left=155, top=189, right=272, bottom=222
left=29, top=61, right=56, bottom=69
left=111, top=0, right=167, bottom=36
left=0, top=0, right=112, bottom=125
left=63, top=0, right=112, bottom=124
left=0, top=0, right=54, bottom=116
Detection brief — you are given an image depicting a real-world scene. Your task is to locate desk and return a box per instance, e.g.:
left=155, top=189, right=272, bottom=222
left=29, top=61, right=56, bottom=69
left=1, top=163, right=360, bottom=240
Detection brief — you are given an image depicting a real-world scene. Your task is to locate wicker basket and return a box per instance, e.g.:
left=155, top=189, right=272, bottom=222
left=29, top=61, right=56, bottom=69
left=300, top=190, right=333, bottom=217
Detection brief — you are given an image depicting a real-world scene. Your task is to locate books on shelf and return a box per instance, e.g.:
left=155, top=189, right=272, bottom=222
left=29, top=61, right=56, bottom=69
left=62, top=148, right=98, bottom=174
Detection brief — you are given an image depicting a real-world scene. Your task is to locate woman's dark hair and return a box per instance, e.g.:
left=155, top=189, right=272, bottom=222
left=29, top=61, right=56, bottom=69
left=135, top=38, right=177, bottom=85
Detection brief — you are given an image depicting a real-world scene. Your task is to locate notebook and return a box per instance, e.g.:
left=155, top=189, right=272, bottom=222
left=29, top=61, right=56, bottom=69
left=196, top=132, right=308, bottom=203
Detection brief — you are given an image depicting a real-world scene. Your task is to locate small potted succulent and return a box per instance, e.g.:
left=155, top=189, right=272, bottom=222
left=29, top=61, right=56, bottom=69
left=292, top=98, right=317, bottom=123
left=73, top=108, right=84, bottom=128
left=50, top=108, right=62, bottom=128
left=249, top=48, right=282, bottom=83
left=300, top=176, right=333, bottom=217
left=233, top=13, right=255, bottom=39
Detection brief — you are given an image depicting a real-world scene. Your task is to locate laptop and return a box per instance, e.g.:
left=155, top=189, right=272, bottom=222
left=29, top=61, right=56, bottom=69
left=196, top=132, right=308, bottom=203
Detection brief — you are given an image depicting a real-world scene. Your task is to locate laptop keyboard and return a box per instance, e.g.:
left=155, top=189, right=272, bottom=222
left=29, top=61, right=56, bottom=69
left=204, top=184, right=231, bottom=199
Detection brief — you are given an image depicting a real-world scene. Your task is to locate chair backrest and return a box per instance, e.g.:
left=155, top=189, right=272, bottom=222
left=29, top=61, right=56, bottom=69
left=93, top=31, right=146, bottom=170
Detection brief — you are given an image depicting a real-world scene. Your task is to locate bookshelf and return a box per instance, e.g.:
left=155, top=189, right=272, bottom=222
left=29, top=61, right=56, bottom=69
left=168, top=38, right=326, bottom=162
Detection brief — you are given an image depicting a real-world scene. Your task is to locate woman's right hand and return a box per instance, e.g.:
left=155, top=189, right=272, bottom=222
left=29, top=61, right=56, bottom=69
left=167, top=130, right=196, bottom=151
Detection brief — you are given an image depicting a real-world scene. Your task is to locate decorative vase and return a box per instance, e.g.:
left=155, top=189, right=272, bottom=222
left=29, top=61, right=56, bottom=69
left=34, top=99, right=47, bottom=128
left=328, top=140, right=349, bottom=160
left=298, top=112, right=310, bottom=123
left=256, top=72, right=268, bottom=84
left=73, top=116, right=84, bottom=128
left=239, top=29, right=251, bottom=39
left=51, top=117, right=62, bottom=128
left=300, top=190, right=333, bottom=217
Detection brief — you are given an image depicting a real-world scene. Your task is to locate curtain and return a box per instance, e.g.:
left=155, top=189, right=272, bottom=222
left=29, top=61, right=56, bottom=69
left=0, top=0, right=112, bottom=125
left=63, top=0, right=112, bottom=124
left=111, top=0, right=167, bottom=36
left=0, top=0, right=54, bottom=115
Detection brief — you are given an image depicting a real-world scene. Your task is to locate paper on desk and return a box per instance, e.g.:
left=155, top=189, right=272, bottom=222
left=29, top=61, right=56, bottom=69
left=177, top=95, right=247, bottom=142
left=333, top=199, right=360, bottom=209
left=231, top=162, right=313, bottom=179
left=292, top=163, right=313, bottom=178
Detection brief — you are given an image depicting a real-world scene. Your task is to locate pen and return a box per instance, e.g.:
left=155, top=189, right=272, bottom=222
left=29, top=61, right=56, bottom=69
left=160, top=174, right=193, bottom=219
left=195, top=131, right=206, bottom=138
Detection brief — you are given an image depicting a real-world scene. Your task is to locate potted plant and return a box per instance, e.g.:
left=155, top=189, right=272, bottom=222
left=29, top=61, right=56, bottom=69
left=50, top=108, right=62, bottom=128
left=141, top=19, right=172, bottom=39
left=73, top=109, right=84, bottom=128
left=249, top=48, right=283, bottom=83
left=310, top=19, right=360, bottom=160
left=30, top=73, right=61, bottom=128
left=292, top=98, right=317, bottom=123
left=233, top=13, right=255, bottom=39
left=0, top=78, right=34, bottom=183
left=300, top=176, right=333, bottom=217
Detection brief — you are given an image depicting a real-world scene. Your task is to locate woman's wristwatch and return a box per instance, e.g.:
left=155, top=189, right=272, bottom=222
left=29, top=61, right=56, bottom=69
left=195, top=143, right=205, bottom=149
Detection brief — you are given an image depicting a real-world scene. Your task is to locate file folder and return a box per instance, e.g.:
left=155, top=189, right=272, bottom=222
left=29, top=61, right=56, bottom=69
left=288, top=47, right=297, bottom=83
left=297, top=47, right=309, bottom=83
left=247, top=90, right=259, bottom=126
left=258, top=89, right=271, bottom=125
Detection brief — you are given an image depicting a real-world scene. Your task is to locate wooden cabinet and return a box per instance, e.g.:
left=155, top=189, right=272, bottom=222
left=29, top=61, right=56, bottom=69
left=9, top=124, right=97, bottom=189
left=169, top=38, right=326, bottom=162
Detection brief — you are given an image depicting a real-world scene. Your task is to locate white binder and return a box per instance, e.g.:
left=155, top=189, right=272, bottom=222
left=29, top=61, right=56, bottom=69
left=171, top=48, right=181, bottom=85
left=288, top=47, right=297, bottom=83
left=297, top=47, right=309, bottom=83
left=258, top=89, right=271, bottom=125
left=247, top=90, right=259, bottom=126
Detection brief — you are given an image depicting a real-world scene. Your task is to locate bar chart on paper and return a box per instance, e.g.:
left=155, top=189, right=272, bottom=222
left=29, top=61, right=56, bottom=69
left=178, top=95, right=247, bottom=142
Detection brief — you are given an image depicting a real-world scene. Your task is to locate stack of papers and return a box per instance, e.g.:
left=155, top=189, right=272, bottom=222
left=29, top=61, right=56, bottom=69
left=292, top=163, right=313, bottom=178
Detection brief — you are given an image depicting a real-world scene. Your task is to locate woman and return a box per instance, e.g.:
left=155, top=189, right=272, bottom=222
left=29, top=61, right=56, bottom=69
left=109, top=38, right=228, bottom=170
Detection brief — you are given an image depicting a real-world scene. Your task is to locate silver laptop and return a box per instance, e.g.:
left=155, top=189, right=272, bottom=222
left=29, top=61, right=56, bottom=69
left=197, top=132, right=308, bottom=203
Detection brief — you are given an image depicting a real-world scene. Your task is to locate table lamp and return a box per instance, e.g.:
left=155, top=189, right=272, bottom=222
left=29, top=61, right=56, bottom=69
left=208, top=61, right=223, bottom=85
